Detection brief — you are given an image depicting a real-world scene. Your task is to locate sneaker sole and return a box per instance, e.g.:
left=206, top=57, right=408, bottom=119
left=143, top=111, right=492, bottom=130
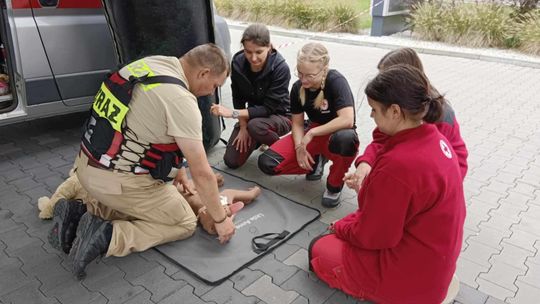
left=69, top=213, right=106, bottom=280
left=48, top=200, right=70, bottom=253
left=305, top=174, right=323, bottom=181
left=69, top=213, right=93, bottom=279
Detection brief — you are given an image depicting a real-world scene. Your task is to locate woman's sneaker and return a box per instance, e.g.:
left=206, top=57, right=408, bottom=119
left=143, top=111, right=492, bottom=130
left=48, top=199, right=87, bottom=254
left=321, top=189, right=341, bottom=208
left=306, top=155, right=328, bottom=181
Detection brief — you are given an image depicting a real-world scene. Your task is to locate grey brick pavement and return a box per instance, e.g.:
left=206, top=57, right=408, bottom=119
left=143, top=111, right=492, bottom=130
left=0, top=28, right=539, bottom=304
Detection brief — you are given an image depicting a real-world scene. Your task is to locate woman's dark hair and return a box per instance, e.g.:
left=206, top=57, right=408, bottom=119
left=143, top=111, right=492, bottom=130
left=377, top=47, right=424, bottom=71
left=365, top=64, right=443, bottom=123
left=241, top=23, right=271, bottom=47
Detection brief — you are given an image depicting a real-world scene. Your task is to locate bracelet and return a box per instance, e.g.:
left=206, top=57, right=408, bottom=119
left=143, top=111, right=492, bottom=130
left=214, top=214, right=228, bottom=224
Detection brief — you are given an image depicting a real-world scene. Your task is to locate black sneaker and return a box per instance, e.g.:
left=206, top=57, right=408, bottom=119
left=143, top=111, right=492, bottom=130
left=48, top=199, right=87, bottom=254
left=306, top=155, right=328, bottom=181
left=321, top=189, right=341, bottom=208
left=69, top=212, right=112, bottom=280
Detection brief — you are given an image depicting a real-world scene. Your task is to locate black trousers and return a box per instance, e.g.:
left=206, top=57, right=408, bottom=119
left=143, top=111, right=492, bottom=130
left=223, top=114, right=291, bottom=169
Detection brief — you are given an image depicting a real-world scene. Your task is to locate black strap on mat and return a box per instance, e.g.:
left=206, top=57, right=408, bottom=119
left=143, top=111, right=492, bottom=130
left=251, top=230, right=290, bottom=254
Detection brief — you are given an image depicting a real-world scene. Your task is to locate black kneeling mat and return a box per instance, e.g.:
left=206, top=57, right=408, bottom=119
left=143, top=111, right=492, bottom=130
left=155, top=168, right=320, bottom=285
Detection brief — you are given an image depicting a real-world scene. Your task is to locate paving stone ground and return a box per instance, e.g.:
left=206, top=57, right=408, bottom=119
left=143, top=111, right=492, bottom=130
left=0, top=28, right=539, bottom=304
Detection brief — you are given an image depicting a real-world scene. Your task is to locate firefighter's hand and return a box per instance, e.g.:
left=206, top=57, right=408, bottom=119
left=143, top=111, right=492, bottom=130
left=214, top=216, right=236, bottom=244
left=174, top=167, right=197, bottom=195
left=210, top=104, right=233, bottom=118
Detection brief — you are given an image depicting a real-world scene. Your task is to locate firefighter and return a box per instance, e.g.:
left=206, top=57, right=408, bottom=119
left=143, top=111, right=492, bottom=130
left=48, top=44, right=235, bottom=279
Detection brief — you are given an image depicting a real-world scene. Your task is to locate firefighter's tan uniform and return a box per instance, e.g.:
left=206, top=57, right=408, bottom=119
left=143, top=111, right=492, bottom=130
left=75, top=56, right=200, bottom=257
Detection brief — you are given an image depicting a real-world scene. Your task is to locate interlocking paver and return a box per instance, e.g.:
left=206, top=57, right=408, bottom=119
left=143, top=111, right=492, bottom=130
left=130, top=267, right=188, bottom=303
left=518, top=260, right=540, bottom=289
left=231, top=268, right=265, bottom=291
left=456, top=257, right=490, bottom=288
left=488, top=202, right=528, bottom=223
left=122, top=290, right=153, bottom=304
left=273, top=243, right=302, bottom=262
left=248, top=253, right=299, bottom=285
left=468, top=225, right=510, bottom=250
left=23, top=186, right=52, bottom=203
left=1, top=226, right=35, bottom=254
left=476, top=278, right=515, bottom=302
left=0, top=143, right=21, bottom=156
left=105, top=253, right=162, bottom=281
left=455, top=283, right=489, bottom=304
left=0, top=210, right=19, bottom=235
left=2, top=168, right=28, bottom=183
left=481, top=214, right=519, bottom=234
left=13, top=154, right=43, bottom=171
left=283, top=230, right=312, bottom=250
left=202, top=280, right=260, bottom=304
left=510, top=281, right=540, bottom=304
left=503, top=191, right=534, bottom=209
left=479, top=262, right=524, bottom=292
left=0, top=253, right=30, bottom=297
left=283, top=249, right=309, bottom=273
left=40, top=174, right=67, bottom=192
left=504, top=228, right=539, bottom=253
left=492, top=242, right=536, bottom=271
left=473, top=189, right=505, bottom=207
left=280, top=271, right=335, bottom=304
left=500, top=163, right=526, bottom=176
left=512, top=181, right=537, bottom=198
left=290, top=295, right=309, bottom=304
left=323, top=291, right=372, bottom=303
left=26, top=255, right=74, bottom=294
left=170, top=267, right=214, bottom=297
left=159, top=284, right=207, bottom=304
left=0, top=280, right=59, bottom=304
left=243, top=275, right=299, bottom=304
left=139, top=247, right=182, bottom=276
left=486, top=296, right=509, bottom=304
left=83, top=267, right=146, bottom=304
left=46, top=281, right=108, bottom=304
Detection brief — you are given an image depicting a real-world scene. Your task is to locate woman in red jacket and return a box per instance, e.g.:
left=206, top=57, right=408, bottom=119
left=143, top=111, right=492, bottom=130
left=309, top=64, right=466, bottom=304
left=345, top=48, right=468, bottom=193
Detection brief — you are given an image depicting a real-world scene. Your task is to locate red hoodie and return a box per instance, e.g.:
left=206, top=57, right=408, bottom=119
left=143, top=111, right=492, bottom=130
left=356, top=103, right=468, bottom=179
left=334, top=124, right=466, bottom=304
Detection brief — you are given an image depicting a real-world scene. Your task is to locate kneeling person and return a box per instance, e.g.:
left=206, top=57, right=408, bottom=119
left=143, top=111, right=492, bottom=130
left=48, top=44, right=234, bottom=279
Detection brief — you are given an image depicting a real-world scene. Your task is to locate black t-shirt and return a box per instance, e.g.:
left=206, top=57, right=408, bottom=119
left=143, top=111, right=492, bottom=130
left=244, top=65, right=263, bottom=85
left=290, top=69, right=355, bottom=125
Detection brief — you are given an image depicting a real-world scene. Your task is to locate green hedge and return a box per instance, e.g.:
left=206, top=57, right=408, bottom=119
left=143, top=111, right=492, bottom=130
left=214, top=0, right=370, bottom=33
left=410, top=2, right=540, bottom=55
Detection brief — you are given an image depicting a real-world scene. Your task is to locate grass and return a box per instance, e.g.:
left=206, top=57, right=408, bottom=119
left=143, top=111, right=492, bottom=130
left=214, top=0, right=372, bottom=33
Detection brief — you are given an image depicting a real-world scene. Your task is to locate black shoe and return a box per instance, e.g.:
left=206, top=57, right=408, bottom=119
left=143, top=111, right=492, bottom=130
left=48, top=199, right=87, bottom=254
left=306, top=155, right=328, bottom=181
left=69, top=212, right=112, bottom=280
left=321, top=189, right=342, bottom=208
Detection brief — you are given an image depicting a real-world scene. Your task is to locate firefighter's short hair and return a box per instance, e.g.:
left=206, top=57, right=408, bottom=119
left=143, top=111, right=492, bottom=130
left=183, top=43, right=230, bottom=76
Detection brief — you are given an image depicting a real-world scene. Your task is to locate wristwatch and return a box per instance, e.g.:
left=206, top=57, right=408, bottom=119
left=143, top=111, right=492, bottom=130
left=231, top=110, right=240, bottom=119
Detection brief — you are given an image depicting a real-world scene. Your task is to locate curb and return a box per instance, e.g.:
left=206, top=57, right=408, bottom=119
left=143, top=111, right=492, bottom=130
left=227, top=23, right=540, bottom=69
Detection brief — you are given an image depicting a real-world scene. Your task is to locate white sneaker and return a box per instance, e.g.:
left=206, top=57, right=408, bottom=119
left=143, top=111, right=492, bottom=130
left=259, top=144, right=269, bottom=152
left=321, top=189, right=341, bottom=208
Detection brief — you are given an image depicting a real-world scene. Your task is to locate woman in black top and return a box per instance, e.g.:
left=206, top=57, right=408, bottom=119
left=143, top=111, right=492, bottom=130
left=211, top=24, right=291, bottom=169
left=258, top=42, right=359, bottom=208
